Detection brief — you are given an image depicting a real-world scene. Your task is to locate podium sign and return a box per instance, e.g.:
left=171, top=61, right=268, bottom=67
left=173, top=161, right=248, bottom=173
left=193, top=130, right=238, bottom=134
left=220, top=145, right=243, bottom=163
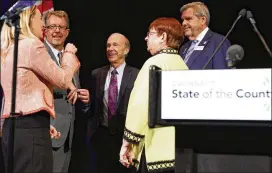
left=161, top=69, right=271, bottom=121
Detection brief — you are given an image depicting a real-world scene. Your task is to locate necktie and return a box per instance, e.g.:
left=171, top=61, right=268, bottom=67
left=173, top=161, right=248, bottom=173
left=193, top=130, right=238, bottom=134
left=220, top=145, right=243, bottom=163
left=59, top=51, right=77, bottom=87
left=184, top=40, right=198, bottom=64
left=57, top=51, right=62, bottom=66
left=108, top=69, right=118, bottom=120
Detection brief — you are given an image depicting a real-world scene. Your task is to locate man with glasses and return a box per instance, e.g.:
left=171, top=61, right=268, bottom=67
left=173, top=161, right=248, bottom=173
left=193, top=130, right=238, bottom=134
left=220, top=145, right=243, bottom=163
left=44, top=10, right=90, bottom=173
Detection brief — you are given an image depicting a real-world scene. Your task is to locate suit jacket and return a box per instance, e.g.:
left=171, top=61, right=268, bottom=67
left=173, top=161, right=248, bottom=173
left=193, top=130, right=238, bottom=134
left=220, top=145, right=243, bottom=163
left=88, top=64, right=139, bottom=137
left=123, top=50, right=188, bottom=172
left=1, top=38, right=79, bottom=119
left=179, top=29, right=230, bottom=69
left=44, top=42, right=88, bottom=148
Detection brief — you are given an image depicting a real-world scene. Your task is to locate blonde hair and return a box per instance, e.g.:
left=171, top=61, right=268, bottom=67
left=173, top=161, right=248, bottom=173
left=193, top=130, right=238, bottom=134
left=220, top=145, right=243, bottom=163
left=180, top=2, right=210, bottom=26
left=44, top=10, right=70, bottom=28
left=1, top=6, right=37, bottom=59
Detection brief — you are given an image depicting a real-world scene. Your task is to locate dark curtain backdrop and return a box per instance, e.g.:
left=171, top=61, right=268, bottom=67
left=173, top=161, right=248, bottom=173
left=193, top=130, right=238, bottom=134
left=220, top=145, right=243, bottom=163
left=1, top=0, right=272, bottom=88
left=52, top=0, right=272, bottom=88
left=0, top=0, right=272, bottom=172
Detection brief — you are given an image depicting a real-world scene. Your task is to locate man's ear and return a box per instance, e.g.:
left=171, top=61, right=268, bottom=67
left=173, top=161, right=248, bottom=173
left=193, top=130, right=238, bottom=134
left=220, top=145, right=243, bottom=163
left=65, top=29, right=70, bottom=37
left=201, top=16, right=207, bottom=26
left=124, top=47, right=130, bottom=55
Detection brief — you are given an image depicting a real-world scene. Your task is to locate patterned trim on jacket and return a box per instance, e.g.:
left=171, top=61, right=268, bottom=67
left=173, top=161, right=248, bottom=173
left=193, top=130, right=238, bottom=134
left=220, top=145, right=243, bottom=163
left=123, top=127, right=144, bottom=144
left=147, top=160, right=175, bottom=173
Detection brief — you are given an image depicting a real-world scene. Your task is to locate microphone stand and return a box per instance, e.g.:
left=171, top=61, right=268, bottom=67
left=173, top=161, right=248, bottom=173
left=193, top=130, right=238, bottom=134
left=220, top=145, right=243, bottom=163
left=4, top=12, right=22, bottom=173
left=251, top=22, right=272, bottom=58
left=203, top=14, right=244, bottom=69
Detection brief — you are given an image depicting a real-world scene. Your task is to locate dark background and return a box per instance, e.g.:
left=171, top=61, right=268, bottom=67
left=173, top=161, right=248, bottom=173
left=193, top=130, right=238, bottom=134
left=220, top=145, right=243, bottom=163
left=1, top=0, right=272, bottom=88
left=1, top=0, right=272, bottom=172
left=57, top=0, right=272, bottom=89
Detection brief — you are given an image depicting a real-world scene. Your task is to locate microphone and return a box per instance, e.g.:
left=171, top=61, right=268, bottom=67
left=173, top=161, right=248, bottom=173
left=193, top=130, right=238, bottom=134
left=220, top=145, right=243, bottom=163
left=225, top=44, right=244, bottom=68
left=0, top=0, right=40, bottom=20
left=203, top=8, right=246, bottom=69
left=0, top=7, right=23, bottom=23
left=246, top=11, right=272, bottom=58
left=0, top=3, right=23, bottom=21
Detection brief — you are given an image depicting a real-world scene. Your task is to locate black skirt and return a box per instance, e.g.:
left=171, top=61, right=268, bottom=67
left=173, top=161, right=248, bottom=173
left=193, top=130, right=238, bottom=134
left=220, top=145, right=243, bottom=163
left=1, top=110, right=53, bottom=173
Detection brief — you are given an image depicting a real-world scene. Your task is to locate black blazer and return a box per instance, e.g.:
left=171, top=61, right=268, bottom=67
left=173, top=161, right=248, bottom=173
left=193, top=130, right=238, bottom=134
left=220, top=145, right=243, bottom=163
left=88, top=64, right=139, bottom=137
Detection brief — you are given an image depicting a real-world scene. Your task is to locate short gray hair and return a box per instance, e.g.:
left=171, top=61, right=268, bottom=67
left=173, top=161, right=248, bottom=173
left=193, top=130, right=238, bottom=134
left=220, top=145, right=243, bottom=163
left=180, top=2, right=210, bottom=26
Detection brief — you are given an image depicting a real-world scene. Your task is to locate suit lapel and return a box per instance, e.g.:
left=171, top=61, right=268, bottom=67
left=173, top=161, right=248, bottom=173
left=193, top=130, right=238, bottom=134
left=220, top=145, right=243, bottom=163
left=117, top=65, right=131, bottom=107
left=73, top=71, right=80, bottom=88
left=99, top=66, right=109, bottom=100
left=180, top=41, right=191, bottom=60
left=45, top=41, right=80, bottom=88
left=186, top=30, right=213, bottom=68
left=44, top=41, right=59, bottom=66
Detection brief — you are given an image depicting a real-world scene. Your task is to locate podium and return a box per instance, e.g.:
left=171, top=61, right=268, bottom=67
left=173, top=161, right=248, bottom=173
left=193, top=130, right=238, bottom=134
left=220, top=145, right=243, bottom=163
left=148, top=66, right=272, bottom=172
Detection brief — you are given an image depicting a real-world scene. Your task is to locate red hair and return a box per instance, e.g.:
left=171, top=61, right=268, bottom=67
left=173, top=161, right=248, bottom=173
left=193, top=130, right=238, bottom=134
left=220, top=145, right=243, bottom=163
left=149, top=17, right=184, bottom=49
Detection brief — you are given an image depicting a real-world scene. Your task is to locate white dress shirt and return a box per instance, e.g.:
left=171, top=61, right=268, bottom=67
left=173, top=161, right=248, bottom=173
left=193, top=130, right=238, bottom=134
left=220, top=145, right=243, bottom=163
left=101, top=61, right=126, bottom=126
left=45, top=39, right=63, bottom=65
left=194, top=27, right=209, bottom=47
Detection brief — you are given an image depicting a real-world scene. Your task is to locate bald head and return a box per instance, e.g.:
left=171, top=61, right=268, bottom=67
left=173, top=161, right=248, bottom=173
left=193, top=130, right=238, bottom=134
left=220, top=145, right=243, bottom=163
left=108, top=33, right=130, bottom=49
left=106, top=33, right=130, bottom=68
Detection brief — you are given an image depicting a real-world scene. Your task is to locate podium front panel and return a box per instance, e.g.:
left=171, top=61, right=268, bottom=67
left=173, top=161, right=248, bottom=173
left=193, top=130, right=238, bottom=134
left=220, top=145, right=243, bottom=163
left=149, top=67, right=272, bottom=127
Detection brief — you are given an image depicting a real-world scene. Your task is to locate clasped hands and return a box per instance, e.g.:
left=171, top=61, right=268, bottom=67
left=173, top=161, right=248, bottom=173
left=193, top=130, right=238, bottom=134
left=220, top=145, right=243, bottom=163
left=67, top=84, right=90, bottom=104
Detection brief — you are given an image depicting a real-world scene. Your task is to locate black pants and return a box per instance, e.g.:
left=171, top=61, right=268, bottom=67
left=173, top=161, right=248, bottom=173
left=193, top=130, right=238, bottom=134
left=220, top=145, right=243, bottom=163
left=1, top=111, right=53, bottom=173
left=0, top=137, right=5, bottom=173
left=90, top=126, right=133, bottom=173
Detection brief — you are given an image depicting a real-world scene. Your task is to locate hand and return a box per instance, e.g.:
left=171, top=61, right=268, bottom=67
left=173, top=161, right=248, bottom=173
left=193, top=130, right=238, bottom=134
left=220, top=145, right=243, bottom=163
left=64, top=43, right=77, bottom=54
left=77, top=89, right=90, bottom=104
left=67, top=84, right=77, bottom=104
left=119, top=139, right=134, bottom=168
left=67, top=89, right=77, bottom=104
left=50, top=125, right=61, bottom=139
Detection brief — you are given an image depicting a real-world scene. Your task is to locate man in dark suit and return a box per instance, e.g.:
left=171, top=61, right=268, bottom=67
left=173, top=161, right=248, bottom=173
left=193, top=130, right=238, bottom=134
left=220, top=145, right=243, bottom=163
left=87, top=33, right=139, bottom=173
left=44, top=10, right=90, bottom=173
left=177, top=2, right=269, bottom=173
left=177, top=2, right=231, bottom=173
left=179, top=1, right=230, bottom=69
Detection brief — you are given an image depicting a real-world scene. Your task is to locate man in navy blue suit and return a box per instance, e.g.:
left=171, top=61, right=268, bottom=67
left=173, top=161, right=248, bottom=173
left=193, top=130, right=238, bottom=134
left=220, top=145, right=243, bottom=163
left=179, top=1, right=230, bottom=69
left=177, top=2, right=231, bottom=173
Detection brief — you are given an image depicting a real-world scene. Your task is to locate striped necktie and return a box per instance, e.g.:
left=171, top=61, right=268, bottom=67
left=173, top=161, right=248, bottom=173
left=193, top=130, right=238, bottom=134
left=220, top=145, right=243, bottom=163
left=184, top=40, right=198, bottom=64
left=57, top=51, right=62, bottom=66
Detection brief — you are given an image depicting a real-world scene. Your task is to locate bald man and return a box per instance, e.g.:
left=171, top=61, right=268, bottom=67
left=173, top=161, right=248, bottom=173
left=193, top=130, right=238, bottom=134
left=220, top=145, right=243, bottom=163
left=87, top=33, right=139, bottom=173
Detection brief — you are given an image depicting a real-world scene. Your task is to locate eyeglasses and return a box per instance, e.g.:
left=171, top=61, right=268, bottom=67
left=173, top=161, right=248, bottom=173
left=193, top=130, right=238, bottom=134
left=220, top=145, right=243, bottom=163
left=46, top=25, right=68, bottom=31
left=146, top=31, right=157, bottom=37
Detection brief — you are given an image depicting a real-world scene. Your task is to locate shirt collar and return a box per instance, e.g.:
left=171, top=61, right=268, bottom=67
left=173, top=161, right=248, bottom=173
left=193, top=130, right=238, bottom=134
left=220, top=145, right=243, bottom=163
left=45, top=39, right=64, bottom=57
left=195, top=27, right=209, bottom=43
left=110, top=61, right=126, bottom=75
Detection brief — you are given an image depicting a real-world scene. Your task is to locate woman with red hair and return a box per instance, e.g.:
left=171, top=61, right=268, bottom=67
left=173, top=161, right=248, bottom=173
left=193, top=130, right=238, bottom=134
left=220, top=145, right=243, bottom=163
left=119, top=17, right=188, bottom=173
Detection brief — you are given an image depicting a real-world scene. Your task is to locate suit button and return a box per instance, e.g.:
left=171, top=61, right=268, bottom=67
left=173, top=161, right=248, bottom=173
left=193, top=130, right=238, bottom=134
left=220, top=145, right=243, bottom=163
left=68, top=112, right=72, bottom=116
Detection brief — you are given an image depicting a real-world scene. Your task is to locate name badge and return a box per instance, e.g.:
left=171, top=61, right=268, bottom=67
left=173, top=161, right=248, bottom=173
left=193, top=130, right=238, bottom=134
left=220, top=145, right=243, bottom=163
left=194, top=46, right=204, bottom=51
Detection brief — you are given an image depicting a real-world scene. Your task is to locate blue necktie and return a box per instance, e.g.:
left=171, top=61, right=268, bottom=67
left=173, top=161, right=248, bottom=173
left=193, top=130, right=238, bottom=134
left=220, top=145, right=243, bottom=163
left=184, top=40, right=198, bottom=64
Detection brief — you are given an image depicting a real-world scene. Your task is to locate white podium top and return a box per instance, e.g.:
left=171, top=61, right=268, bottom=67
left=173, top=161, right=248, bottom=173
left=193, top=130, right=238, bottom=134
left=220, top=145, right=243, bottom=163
left=161, top=69, right=271, bottom=121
